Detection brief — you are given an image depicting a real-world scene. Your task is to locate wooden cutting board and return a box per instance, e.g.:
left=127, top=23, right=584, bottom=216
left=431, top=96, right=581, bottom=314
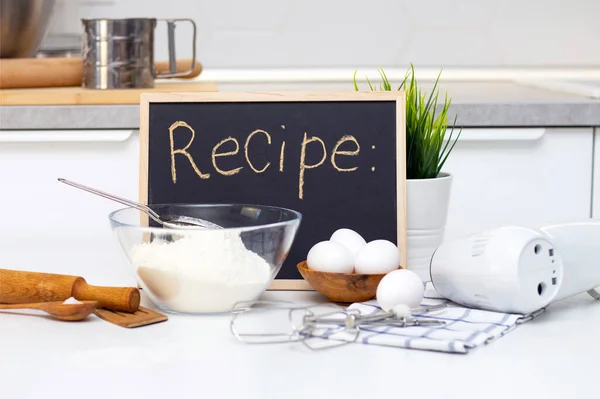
left=0, top=82, right=218, bottom=106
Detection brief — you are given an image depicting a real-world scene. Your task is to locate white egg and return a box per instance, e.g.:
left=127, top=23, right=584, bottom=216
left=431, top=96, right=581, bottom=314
left=329, top=228, right=367, bottom=259
left=354, top=239, right=401, bottom=274
left=306, top=241, right=354, bottom=273
left=376, top=269, right=425, bottom=311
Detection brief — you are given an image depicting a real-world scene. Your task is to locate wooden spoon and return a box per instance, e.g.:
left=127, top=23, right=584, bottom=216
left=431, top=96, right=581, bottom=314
left=0, top=300, right=98, bottom=321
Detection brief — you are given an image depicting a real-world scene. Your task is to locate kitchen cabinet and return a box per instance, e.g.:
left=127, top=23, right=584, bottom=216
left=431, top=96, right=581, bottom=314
left=441, top=128, right=594, bottom=242
left=0, top=129, right=140, bottom=285
left=594, top=128, right=599, bottom=218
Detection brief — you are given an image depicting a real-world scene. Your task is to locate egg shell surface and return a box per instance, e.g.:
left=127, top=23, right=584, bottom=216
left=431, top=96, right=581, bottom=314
left=306, top=241, right=355, bottom=273
left=354, top=239, right=401, bottom=274
left=376, top=269, right=425, bottom=311
left=329, top=228, right=367, bottom=258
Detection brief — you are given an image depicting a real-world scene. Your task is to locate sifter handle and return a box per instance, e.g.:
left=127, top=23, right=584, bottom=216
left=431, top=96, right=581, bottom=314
left=157, top=18, right=197, bottom=79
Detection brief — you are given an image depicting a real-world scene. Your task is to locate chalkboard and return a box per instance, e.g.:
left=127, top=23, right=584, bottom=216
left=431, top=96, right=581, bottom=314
left=139, top=92, right=406, bottom=290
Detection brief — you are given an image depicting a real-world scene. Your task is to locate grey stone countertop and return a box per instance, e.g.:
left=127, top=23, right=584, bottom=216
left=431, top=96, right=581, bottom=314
left=1, top=81, right=600, bottom=129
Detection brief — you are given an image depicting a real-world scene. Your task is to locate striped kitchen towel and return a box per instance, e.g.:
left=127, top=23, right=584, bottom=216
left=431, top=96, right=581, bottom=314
left=309, top=282, right=544, bottom=354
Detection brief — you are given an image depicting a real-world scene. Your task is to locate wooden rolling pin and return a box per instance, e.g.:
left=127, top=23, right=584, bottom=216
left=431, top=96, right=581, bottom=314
left=0, top=268, right=140, bottom=313
left=0, top=57, right=202, bottom=89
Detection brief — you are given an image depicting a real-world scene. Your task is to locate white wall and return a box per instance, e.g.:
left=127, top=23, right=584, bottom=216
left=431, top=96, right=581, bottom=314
left=66, top=0, right=600, bottom=69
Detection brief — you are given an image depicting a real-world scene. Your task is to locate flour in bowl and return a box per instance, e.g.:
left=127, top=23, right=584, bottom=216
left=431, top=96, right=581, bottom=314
left=131, top=230, right=273, bottom=313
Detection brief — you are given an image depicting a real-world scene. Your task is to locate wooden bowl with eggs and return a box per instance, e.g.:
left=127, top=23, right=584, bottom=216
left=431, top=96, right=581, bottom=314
left=299, top=229, right=403, bottom=303
left=297, top=261, right=396, bottom=303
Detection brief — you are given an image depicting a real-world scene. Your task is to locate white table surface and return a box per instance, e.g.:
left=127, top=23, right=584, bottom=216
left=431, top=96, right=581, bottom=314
left=1, top=283, right=599, bottom=399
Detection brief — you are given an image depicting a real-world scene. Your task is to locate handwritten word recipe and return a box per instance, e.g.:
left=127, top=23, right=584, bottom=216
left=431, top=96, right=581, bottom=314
left=168, top=121, right=371, bottom=199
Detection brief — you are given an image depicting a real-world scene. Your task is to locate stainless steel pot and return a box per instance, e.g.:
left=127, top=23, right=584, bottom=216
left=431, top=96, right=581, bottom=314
left=0, top=0, right=56, bottom=58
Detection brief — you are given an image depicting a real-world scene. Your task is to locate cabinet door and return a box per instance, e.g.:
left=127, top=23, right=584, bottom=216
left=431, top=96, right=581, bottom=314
left=0, top=129, right=140, bottom=285
left=441, top=128, right=594, bottom=242
left=594, top=128, right=600, bottom=218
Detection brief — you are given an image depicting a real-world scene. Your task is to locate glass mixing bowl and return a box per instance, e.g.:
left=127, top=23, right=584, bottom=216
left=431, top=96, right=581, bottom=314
left=108, top=203, right=302, bottom=315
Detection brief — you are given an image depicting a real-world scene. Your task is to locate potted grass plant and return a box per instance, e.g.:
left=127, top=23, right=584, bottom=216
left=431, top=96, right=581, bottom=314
left=353, top=65, right=462, bottom=282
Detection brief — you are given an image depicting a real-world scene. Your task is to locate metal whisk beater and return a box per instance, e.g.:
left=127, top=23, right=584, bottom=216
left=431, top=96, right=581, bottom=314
left=230, top=300, right=448, bottom=350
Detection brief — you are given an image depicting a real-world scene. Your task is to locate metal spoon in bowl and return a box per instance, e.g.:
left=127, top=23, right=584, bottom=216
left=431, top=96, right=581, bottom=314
left=57, top=178, right=223, bottom=229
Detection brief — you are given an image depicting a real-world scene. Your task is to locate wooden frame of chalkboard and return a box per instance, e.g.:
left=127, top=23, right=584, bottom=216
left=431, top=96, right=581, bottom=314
left=139, top=92, right=406, bottom=290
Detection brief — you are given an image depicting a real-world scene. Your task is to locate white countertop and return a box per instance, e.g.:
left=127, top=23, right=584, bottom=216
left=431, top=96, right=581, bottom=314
left=2, top=282, right=599, bottom=399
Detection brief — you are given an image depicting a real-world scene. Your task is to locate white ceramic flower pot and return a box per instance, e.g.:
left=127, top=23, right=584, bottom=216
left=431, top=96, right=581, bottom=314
left=405, top=172, right=453, bottom=282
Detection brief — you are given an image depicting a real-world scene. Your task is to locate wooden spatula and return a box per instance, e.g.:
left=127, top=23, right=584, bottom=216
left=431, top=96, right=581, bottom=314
left=0, top=268, right=168, bottom=328
left=94, top=306, right=168, bottom=328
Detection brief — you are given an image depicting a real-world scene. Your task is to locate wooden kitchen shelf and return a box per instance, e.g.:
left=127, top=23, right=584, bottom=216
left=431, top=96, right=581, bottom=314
left=0, top=82, right=218, bottom=106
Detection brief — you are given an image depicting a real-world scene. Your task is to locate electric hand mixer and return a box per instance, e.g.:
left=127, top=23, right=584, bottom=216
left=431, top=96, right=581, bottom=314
left=429, top=219, right=600, bottom=314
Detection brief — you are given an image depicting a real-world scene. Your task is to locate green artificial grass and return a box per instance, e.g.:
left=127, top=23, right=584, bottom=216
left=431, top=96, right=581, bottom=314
left=354, top=64, right=462, bottom=179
